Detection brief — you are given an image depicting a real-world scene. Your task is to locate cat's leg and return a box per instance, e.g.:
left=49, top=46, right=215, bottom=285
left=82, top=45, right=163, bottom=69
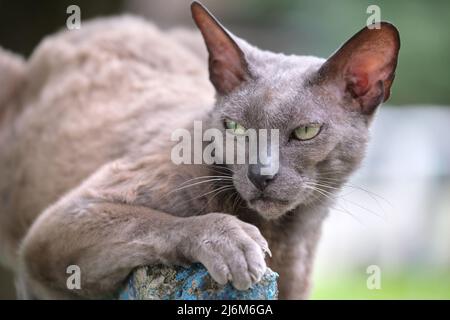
left=18, top=169, right=269, bottom=299
left=268, top=230, right=322, bottom=299
left=272, top=252, right=315, bottom=299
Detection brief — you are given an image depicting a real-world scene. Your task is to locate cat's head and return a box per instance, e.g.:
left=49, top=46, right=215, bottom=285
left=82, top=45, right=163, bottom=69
left=191, top=1, right=400, bottom=219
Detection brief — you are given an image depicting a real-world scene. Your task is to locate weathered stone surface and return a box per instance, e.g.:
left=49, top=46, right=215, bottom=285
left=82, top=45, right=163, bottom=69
left=119, top=263, right=278, bottom=300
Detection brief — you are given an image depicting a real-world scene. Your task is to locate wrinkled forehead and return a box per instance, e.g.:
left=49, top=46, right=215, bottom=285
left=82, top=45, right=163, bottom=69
left=221, top=77, right=333, bottom=130
left=219, top=55, right=335, bottom=129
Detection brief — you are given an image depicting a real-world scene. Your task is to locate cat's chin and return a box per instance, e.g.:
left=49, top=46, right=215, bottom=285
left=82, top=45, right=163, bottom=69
left=248, top=197, right=296, bottom=220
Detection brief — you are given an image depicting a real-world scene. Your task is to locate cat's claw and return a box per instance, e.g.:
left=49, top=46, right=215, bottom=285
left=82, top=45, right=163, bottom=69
left=263, top=246, right=272, bottom=258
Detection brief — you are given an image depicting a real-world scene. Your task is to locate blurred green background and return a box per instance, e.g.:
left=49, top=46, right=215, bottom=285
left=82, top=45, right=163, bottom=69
left=0, top=0, right=449, bottom=299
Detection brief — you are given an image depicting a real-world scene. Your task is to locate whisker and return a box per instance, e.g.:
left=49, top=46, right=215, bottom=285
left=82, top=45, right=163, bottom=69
left=209, top=165, right=236, bottom=174
left=305, top=184, right=364, bottom=225
left=232, top=191, right=241, bottom=214
left=317, top=177, right=393, bottom=211
left=178, top=175, right=232, bottom=187
left=169, top=184, right=235, bottom=213
left=168, top=178, right=231, bottom=194
left=307, top=182, right=386, bottom=221
left=194, top=185, right=234, bottom=200
left=197, top=185, right=236, bottom=214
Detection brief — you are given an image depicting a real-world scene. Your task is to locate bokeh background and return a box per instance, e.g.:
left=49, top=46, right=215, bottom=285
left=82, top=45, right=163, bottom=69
left=0, top=0, right=449, bottom=299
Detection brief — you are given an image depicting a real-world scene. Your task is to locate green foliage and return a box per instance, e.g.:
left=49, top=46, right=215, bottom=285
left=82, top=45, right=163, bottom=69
left=239, top=0, right=450, bottom=106
left=312, top=269, right=450, bottom=299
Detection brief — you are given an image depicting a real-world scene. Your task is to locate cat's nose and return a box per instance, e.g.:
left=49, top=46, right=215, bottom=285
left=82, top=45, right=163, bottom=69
left=247, top=164, right=276, bottom=191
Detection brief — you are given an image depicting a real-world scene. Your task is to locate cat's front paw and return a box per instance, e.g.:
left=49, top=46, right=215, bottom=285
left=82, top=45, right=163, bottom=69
left=184, top=213, right=270, bottom=291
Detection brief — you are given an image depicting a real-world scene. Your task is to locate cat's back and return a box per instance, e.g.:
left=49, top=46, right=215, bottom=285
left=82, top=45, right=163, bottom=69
left=0, top=16, right=214, bottom=267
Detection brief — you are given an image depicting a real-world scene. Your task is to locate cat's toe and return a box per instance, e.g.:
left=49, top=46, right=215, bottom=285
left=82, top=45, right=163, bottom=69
left=226, top=251, right=253, bottom=290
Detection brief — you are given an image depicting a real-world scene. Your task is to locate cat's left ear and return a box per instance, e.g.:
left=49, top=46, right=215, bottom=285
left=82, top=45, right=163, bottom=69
left=191, top=1, right=250, bottom=95
left=317, top=22, right=400, bottom=115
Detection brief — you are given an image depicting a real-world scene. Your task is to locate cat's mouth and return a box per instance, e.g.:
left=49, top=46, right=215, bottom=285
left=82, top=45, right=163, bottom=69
left=248, top=195, right=293, bottom=219
left=249, top=195, right=290, bottom=206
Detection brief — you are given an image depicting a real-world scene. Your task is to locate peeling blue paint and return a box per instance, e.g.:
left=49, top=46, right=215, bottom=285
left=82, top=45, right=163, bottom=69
left=119, top=263, right=278, bottom=300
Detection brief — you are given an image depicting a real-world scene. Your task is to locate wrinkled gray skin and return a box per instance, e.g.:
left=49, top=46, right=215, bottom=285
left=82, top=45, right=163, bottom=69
left=1, top=2, right=399, bottom=300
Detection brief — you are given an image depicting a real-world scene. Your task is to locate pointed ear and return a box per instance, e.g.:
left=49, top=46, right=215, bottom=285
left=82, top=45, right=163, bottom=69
left=317, top=22, right=400, bottom=115
left=191, top=1, right=250, bottom=95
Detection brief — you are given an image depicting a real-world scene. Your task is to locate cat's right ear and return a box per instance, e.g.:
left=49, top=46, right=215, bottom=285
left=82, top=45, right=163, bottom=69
left=316, top=22, right=400, bottom=115
left=191, top=1, right=250, bottom=95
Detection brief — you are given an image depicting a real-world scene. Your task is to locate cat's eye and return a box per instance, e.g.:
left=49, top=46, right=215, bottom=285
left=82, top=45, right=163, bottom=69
left=225, top=119, right=247, bottom=135
left=293, top=124, right=322, bottom=141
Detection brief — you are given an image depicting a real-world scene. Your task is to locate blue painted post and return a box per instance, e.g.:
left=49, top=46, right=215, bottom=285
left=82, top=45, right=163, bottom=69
left=119, top=263, right=278, bottom=300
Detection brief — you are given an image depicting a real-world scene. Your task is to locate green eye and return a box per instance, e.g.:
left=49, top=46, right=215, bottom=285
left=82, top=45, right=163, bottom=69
left=293, top=124, right=322, bottom=141
left=225, top=119, right=247, bottom=135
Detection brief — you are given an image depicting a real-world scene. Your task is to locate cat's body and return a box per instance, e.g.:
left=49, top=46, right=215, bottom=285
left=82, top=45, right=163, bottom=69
left=0, top=3, right=399, bottom=299
left=0, top=16, right=214, bottom=269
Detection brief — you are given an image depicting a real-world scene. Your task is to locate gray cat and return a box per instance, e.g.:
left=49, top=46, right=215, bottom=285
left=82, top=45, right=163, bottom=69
left=0, top=2, right=399, bottom=299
